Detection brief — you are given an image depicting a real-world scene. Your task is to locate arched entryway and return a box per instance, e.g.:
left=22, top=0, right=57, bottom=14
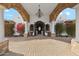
left=34, top=21, right=45, bottom=36
left=55, top=8, right=76, bottom=37
left=4, top=8, right=25, bottom=37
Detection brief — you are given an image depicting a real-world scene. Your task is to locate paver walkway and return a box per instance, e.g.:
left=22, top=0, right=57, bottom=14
left=3, top=37, right=76, bottom=56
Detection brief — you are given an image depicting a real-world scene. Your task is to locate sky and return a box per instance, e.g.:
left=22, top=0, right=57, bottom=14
left=58, top=8, right=76, bottom=21
left=4, top=8, right=24, bottom=23
left=4, top=8, right=18, bottom=20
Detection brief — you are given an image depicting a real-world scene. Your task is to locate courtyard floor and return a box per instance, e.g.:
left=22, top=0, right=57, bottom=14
left=3, top=37, right=76, bottom=56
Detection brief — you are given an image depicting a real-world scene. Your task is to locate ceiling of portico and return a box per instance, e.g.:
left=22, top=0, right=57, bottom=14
left=22, top=3, right=58, bottom=16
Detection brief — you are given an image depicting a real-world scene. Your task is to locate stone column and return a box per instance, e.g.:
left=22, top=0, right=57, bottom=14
left=71, top=4, right=79, bottom=55
left=44, top=24, right=46, bottom=36
left=0, top=7, right=9, bottom=54
left=51, top=21, right=55, bottom=37
left=72, top=4, right=79, bottom=42
left=0, top=9, right=5, bottom=40
left=24, top=21, right=28, bottom=37
left=76, top=10, right=79, bottom=42
left=33, top=24, right=35, bottom=36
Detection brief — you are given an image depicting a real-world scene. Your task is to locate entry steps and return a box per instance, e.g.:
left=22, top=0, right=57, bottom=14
left=27, top=35, right=52, bottom=40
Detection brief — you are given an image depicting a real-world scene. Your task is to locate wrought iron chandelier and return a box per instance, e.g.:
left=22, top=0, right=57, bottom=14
left=36, top=5, right=43, bottom=18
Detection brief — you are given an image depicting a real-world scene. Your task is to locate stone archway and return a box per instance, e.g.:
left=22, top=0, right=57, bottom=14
left=50, top=3, right=77, bottom=21
left=0, top=3, right=30, bottom=21
left=34, top=21, right=45, bottom=36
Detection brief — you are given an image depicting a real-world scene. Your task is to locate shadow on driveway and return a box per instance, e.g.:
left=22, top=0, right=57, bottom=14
left=2, top=51, right=24, bottom=56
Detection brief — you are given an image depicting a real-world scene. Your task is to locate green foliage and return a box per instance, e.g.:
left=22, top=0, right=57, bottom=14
left=55, top=20, right=75, bottom=37
left=55, top=23, right=64, bottom=36
left=66, top=22, right=75, bottom=37
left=5, top=22, right=15, bottom=37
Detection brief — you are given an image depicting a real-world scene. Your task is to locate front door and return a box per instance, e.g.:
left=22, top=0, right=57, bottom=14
left=35, top=21, right=45, bottom=36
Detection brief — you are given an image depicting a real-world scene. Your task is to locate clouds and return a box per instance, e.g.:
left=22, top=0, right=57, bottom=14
left=4, top=8, right=24, bottom=23
left=56, top=8, right=76, bottom=23
left=61, top=8, right=76, bottom=20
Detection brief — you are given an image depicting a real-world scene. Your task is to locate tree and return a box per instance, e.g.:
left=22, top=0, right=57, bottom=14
left=66, top=21, right=75, bottom=37
left=55, top=23, right=63, bottom=36
left=16, top=23, right=25, bottom=36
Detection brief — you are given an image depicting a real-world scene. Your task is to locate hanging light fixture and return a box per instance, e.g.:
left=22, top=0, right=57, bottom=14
left=36, top=5, right=43, bottom=18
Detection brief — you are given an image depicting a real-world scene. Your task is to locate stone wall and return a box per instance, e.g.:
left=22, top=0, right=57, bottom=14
left=0, top=40, right=9, bottom=55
